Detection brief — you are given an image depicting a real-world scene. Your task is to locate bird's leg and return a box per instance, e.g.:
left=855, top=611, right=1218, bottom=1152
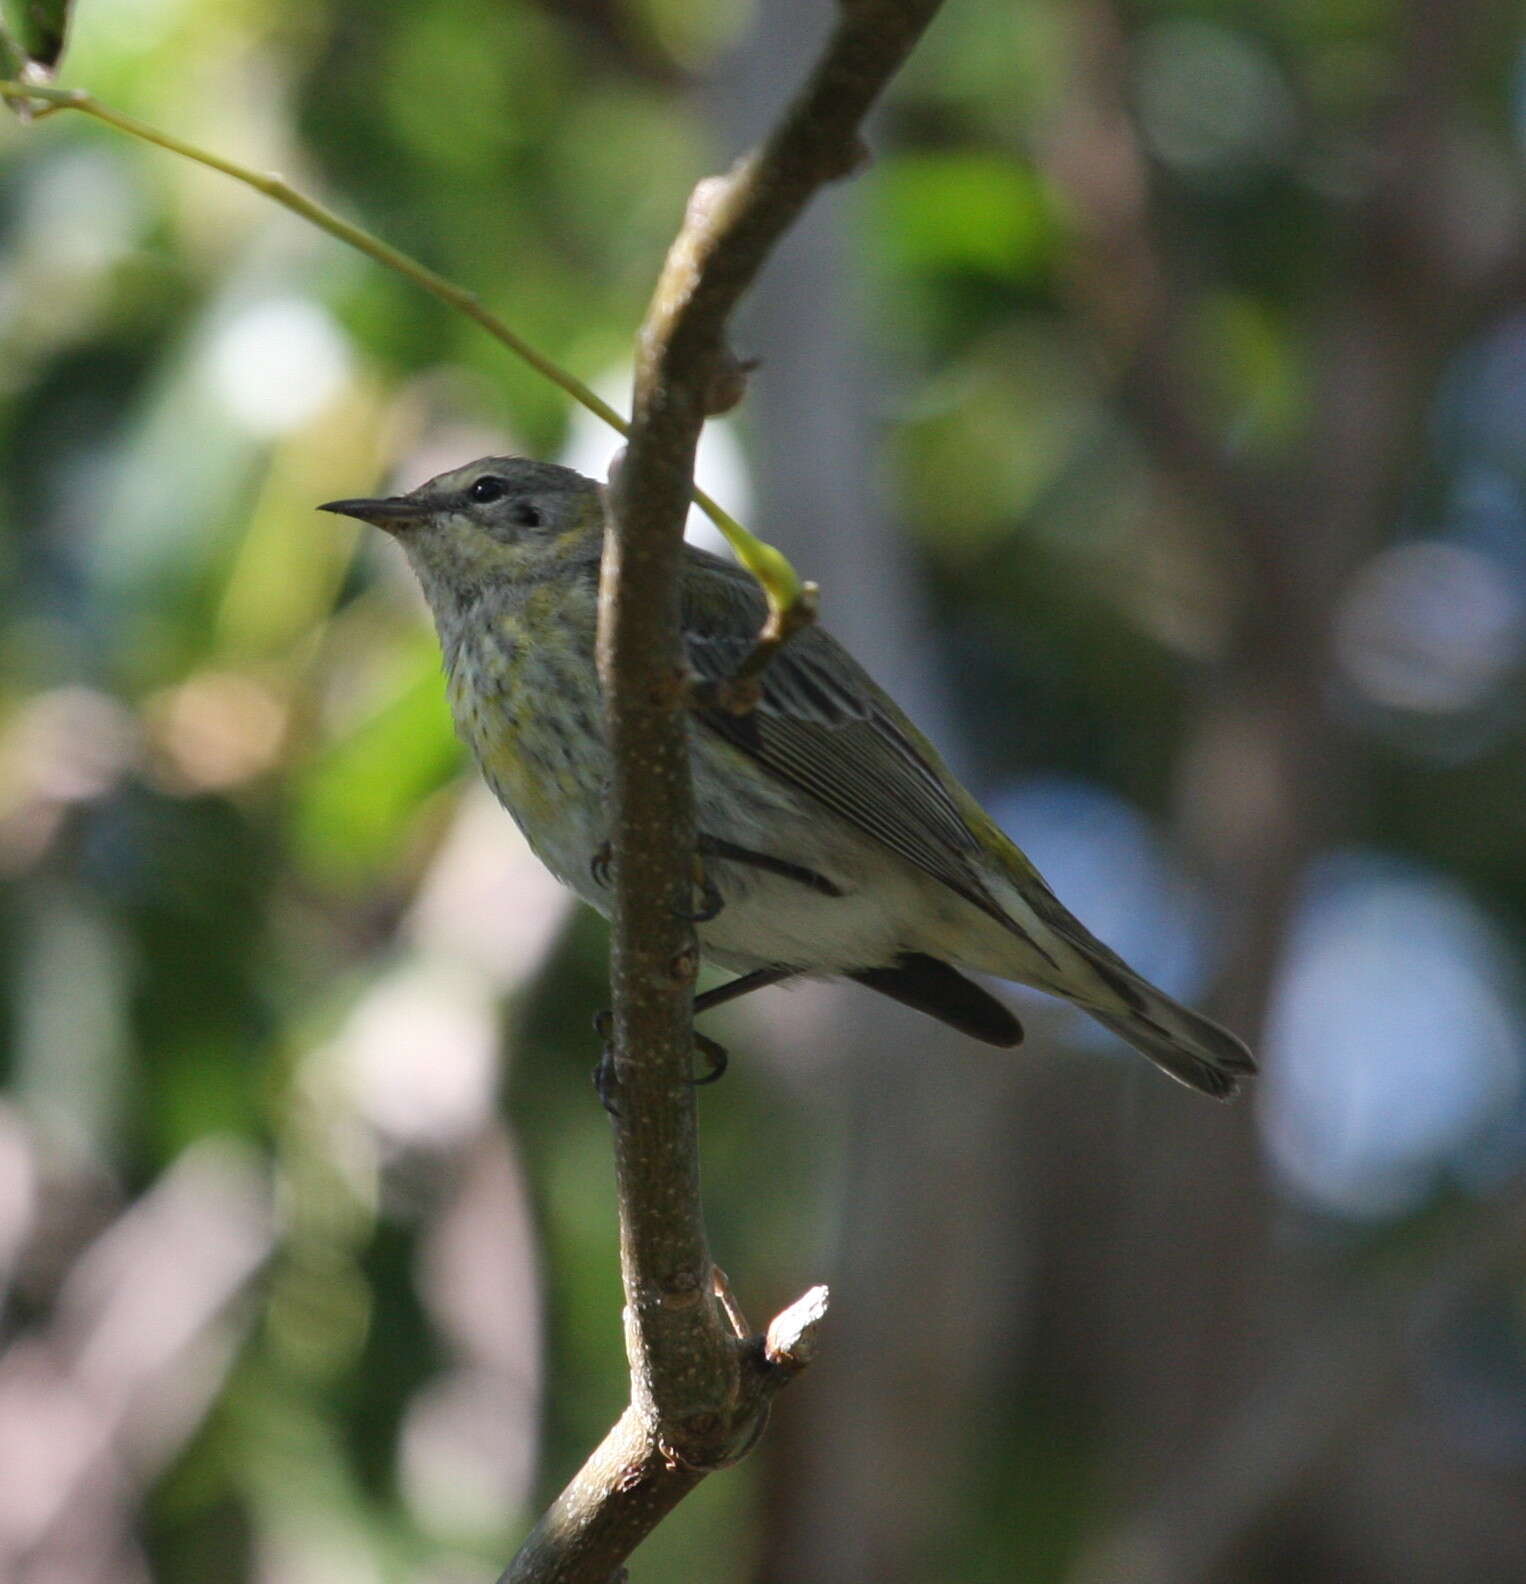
left=678, top=825, right=849, bottom=925
left=590, top=967, right=796, bottom=1099
left=688, top=968, right=797, bottom=1083
left=675, top=852, right=725, bottom=923
left=599, top=833, right=839, bottom=929
left=696, top=835, right=844, bottom=899
left=593, top=841, right=725, bottom=923
left=692, top=965, right=796, bottom=1016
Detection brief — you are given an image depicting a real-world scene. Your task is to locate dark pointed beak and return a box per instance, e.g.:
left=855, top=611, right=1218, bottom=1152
left=318, top=496, right=422, bottom=533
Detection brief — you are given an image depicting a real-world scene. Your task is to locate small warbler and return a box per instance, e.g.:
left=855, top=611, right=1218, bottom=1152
left=321, top=457, right=1254, bottom=1099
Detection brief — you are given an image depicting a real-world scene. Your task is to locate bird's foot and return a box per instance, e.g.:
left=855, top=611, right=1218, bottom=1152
left=675, top=854, right=724, bottom=923
left=592, top=844, right=723, bottom=923
left=590, top=1008, right=727, bottom=1101
left=590, top=1009, right=620, bottom=1116
left=692, top=1032, right=729, bottom=1086
left=589, top=842, right=612, bottom=889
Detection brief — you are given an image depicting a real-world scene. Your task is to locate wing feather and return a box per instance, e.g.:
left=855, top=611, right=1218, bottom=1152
left=680, top=548, right=1009, bottom=925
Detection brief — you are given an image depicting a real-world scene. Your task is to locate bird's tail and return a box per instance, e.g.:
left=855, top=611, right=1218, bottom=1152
left=966, top=852, right=1255, bottom=1098
left=1069, top=956, right=1256, bottom=1100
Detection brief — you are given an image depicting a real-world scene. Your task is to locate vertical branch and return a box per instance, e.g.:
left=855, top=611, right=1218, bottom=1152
left=503, top=3, right=946, bottom=1578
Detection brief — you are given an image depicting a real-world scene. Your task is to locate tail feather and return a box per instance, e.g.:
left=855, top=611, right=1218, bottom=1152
left=1081, top=979, right=1256, bottom=1101
left=1007, top=881, right=1255, bottom=1099
left=988, top=871, right=1254, bottom=1099
left=850, top=953, right=1024, bottom=1047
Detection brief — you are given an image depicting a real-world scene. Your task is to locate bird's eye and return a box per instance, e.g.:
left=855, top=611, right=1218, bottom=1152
left=468, top=476, right=508, bottom=504
left=509, top=502, right=542, bottom=527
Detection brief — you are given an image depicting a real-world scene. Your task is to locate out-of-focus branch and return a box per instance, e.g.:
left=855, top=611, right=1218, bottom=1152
left=1035, top=0, right=1290, bottom=588
left=1067, top=1180, right=1526, bottom=1584
left=1041, top=0, right=1523, bottom=617
left=500, top=4, right=946, bottom=1579
left=0, top=1141, right=273, bottom=1576
left=1038, top=3, right=1526, bottom=1580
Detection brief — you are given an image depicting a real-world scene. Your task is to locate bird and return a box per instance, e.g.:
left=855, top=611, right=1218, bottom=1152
left=320, top=456, right=1255, bottom=1099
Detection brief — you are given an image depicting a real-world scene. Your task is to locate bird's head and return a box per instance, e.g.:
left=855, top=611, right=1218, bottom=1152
left=320, top=456, right=604, bottom=604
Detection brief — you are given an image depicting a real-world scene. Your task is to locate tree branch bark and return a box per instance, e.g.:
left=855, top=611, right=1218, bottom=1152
left=499, top=4, right=946, bottom=1579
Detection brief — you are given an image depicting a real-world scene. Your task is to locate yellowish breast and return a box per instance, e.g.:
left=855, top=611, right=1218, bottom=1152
left=444, top=592, right=605, bottom=887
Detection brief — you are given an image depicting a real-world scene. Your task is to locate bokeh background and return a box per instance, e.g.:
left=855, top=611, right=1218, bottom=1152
left=2, top=0, right=1525, bottom=1579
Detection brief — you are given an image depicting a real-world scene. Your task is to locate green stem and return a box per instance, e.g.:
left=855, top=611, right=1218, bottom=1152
left=0, top=79, right=805, bottom=616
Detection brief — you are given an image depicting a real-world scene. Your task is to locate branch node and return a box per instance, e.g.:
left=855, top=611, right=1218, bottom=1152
left=704, top=348, right=760, bottom=416
left=656, top=1433, right=719, bottom=1473
left=659, top=1268, right=704, bottom=1309
left=689, top=583, right=821, bottom=717
left=763, top=1283, right=831, bottom=1376
left=685, top=172, right=734, bottom=227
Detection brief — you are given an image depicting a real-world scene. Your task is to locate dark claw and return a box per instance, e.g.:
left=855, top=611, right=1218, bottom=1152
left=591, top=1010, right=620, bottom=1114
left=691, top=1032, right=729, bottom=1086
left=676, top=874, right=724, bottom=924
left=592, top=1008, right=729, bottom=1103
left=591, top=1045, right=621, bottom=1118
left=590, top=843, right=613, bottom=888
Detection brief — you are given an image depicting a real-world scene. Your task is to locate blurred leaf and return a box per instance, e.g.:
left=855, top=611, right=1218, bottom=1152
left=1189, top=288, right=1307, bottom=451
left=0, top=17, right=27, bottom=81
left=872, top=150, right=1055, bottom=283
left=294, top=636, right=462, bottom=884
left=627, top=0, right=751, bottom=71
left=897, top=324, right=1103, bottom=550
left=0, top=0, right=71, bottom=72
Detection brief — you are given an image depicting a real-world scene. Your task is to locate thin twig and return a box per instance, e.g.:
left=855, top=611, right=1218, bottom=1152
left=687, top=584, right=820, bottom=716
left=0, top=78, right=803, bottom=618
